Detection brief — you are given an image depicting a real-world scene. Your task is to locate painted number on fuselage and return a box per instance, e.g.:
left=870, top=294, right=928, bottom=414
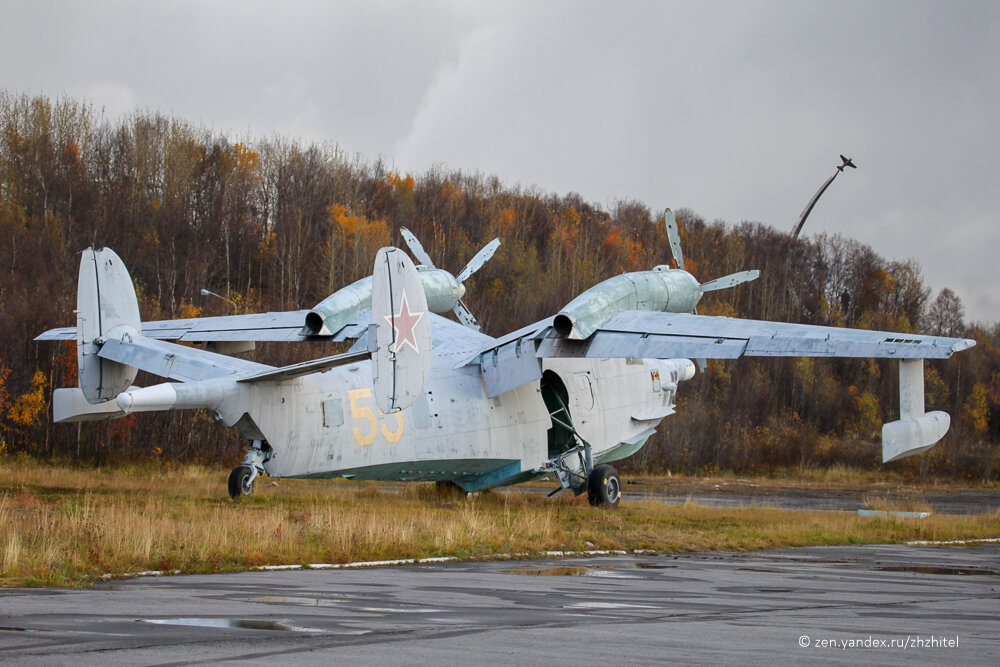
left=348, top=388, right=404, bottom=446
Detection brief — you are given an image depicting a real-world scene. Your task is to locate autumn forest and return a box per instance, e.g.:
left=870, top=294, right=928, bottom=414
left=1, top=93, right=996, bottom=479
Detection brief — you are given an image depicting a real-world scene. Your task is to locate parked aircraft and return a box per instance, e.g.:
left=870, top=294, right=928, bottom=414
left=37, top=212, right=974, bottom=508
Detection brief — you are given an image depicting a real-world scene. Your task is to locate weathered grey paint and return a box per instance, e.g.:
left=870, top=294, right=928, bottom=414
left=307, top=268, right=463, bottom=336
left=554, top=268, right=701, bottom=340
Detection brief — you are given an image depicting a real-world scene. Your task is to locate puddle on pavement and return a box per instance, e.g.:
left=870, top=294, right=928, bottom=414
left=503, top=567, right=593, bottom=576
left=737, top=568, right=782, bottom=573
left=244, top=595, right=348, bottom=607
left=245, top=596, right=442, bottom=613
left=502, top=566, right=642, bottom=579
left=503, top=562, right=673, bottom=577
left=878, top=566, right=1000, bottom=576
left=361, top=607, right=444, bottom=613
left=140, top=618, right=323, bottom=632
left=562, top=601, right=659, bottom=610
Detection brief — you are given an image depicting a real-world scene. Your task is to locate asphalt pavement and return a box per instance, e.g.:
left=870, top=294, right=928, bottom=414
left=1, top=543, right=997, bottom=665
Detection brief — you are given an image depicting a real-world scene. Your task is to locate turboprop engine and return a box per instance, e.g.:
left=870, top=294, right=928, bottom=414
left=554, top=267, right=701, bottom=340
left=305, top=229, right=500, bottom=335
left=554, top=209, right=760, bottom=340
left=305, top=268, right=464, bottom=336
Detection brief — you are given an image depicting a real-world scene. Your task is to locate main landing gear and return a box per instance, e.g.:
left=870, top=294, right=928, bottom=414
left=587, top=464, right=621, bottom=508
left=229, top=440, right=270, bottom=499
left=540, top=372, right=623, bottom=509
left=544, top=446, right=623, bottom=509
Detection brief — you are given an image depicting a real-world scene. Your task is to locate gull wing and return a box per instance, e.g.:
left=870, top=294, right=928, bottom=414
left=536, top=311, right=975, bottom=361
left=464, top=311, right=974, bottom=398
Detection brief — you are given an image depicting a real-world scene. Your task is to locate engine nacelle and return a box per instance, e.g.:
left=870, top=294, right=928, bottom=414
left=416, top=267, right=465, bottom=313
left=554, top=267, right=701, bottom=340
left=305, top=267, right=463, bottom=336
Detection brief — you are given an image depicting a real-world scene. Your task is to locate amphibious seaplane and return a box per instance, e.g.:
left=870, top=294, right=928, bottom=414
left=37, top=211, right=975, bottom=508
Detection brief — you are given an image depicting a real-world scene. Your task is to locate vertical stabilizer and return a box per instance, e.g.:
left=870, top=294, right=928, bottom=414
left=77, top=248, right=140, bottom=403
left=370, top=247, right=431, bottom=413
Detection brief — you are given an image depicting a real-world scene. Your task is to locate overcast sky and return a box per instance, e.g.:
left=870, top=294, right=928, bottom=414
left=3, top=0, right=997, bottom=322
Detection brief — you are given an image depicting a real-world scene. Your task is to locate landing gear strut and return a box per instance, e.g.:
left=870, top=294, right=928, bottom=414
left=229, top=441, right=269, bottom=499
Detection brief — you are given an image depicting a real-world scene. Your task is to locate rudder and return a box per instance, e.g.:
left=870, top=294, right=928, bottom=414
left=77, top=248, right=140, bottom=403
left=370, top=246, right=431, bottom=413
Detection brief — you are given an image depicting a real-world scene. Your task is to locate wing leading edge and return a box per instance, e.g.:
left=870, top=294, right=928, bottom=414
left=35, top=309, right=368, bottom=343
left=536, top=310, right=975, bottom=361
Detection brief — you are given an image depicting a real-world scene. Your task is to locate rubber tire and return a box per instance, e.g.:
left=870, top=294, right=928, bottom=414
left=587, top=464, right=622, bottom=508
left=228, top=466, right=254, bottom=499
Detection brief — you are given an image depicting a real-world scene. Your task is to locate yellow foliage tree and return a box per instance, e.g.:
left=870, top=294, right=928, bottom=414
left=326, top=204, right=391, bottom=289
left=960, top=383, right=990, bottom=436
left=848, top=390, right=881, bottom=440
left=8, top=370, right=47, bottom=428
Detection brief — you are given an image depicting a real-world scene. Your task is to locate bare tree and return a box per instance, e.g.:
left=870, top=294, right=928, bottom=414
left=926, top=288, right=966, bottom=337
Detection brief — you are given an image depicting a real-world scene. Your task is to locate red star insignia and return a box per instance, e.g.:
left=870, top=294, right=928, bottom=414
left=384, top=291, right=425, bottom=354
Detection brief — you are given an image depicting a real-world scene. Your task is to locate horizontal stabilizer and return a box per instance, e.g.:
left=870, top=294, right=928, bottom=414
left=98, top=335, right=269, bottom=382
left=238, top=337, right=375, bottom=383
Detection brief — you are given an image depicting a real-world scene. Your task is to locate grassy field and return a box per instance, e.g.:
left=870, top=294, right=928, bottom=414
left=1, top=461, right=997, bottom=588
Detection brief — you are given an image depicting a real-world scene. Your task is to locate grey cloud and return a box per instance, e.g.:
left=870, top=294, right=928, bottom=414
left=2, top=0, right=996, bottom=320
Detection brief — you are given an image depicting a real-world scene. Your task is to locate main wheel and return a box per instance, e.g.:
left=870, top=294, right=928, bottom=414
left=228, top=466, right=254, bottom=499
left=587, top=464, right=621, bottom=508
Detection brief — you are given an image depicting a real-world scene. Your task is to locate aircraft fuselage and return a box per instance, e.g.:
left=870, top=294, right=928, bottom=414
left=222, top=351, right=684, bottom=491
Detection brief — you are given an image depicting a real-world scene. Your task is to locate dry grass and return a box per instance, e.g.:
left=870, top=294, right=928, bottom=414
left=1, top=461, right=997, bottom=587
